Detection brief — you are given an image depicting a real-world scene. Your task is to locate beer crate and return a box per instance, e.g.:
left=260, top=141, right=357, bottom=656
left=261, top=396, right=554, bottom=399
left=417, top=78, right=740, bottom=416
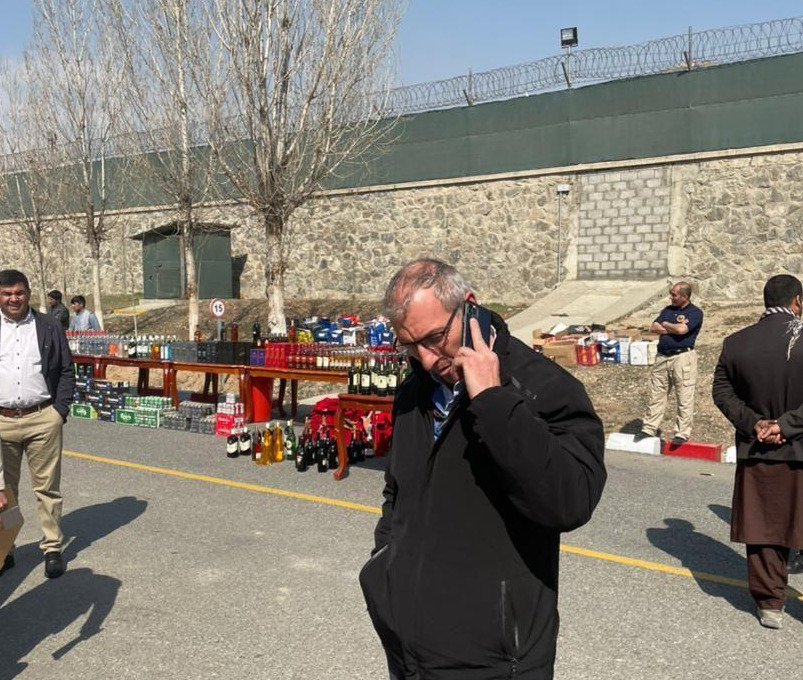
left=115, top=409, right=138, bottom=426
left=70, top=403, right=97, bottom=420
left=575, top=342, right=601, bottom=366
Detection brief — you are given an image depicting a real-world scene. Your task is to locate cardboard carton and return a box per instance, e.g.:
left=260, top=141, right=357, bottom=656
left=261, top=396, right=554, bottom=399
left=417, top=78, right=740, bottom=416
left=543, top=340, right=578, bottom=368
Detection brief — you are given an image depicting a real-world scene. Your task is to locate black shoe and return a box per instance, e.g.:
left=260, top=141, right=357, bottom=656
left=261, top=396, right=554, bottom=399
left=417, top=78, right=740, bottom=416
left=44, top=551, right=65, bottom=579
left=670, top=436, right=688, bottom=447
left=633, top=430, right=653, bottom=442
left=0, top=553, right=14, bottom=576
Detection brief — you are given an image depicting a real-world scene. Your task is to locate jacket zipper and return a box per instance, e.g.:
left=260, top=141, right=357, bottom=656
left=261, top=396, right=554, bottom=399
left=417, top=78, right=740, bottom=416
left=501, top=580, right=519, bottom=677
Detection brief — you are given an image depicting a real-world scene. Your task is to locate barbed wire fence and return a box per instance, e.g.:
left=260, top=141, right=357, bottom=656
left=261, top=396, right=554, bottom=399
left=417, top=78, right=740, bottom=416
left=385, top=16, right=803, bottom=115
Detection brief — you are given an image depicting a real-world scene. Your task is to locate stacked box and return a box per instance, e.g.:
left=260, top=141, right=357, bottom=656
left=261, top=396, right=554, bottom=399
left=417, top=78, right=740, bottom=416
left=75, top=379, right=132, bottom=422
left=135, top=406, right=165, bottom=428
left=598, top=340, right=620, bottom=363
left=199, top=414, right=217, bottom=435
left=70, top=403, right=98, bottom=419
left=179, top=401, right=217, bottom=433
left=250, top=348, right=266, bottom=366
left=161, top=411, right=189, bottom=431
left=115, top=409, right=138, bottom=425
left=197, top=342, right=218, bottom=363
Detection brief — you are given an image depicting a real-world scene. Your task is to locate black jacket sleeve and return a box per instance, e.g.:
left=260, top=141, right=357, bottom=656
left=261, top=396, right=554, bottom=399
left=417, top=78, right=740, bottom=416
left=467, top=372, right=606, bottom=533
left=53, top=324, right=75, bottom=419
left=711, top=344, right=761, bottom=437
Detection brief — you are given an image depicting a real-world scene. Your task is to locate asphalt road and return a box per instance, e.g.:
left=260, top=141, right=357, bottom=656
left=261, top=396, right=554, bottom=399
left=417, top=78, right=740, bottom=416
left=2, top=418, right=802, bottom=680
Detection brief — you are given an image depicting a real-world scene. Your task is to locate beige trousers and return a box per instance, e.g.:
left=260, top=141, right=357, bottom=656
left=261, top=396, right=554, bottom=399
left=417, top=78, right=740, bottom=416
left=642, top=350, right=698, bottom=440
left=0, top=405, right=64, bottom=553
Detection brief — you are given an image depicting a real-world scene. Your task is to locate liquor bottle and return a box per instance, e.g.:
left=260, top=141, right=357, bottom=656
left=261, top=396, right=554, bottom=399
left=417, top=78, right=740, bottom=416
left=288, top=319, right=296, bottom=343
left=220, top=324, right=228, bottom=342
left=295, top=438, right=308, bottom=471
left=347, top=360, right=358, bottom=394
left=387, top=359, right=398, bottom=397
left=252, top=428, right=263, bottom=464
left=226, top=433, right=239, bottom=458
left=316, top=432, right=329, bottom=473
left=262, top=425, right=274, bottom=465
left=327, top=431, right=338, bottom=470
left=355, top=427, right=366, bottom=463
left=283, top=420, right=296, bottom=463
left=359, top=358, right=371, bottom=396
left=194, top=330, right=202, bottom=342
left=238, top=429, right=252, bottom=458
left=306, top=431, right=318, bottom=468
left=252, top=321, right=261, bottom=345
left=230, top=322, right=239, bottom=343
left=272, top=421, right=284, bottom=463
left=127, top=336, right=137, bottom=359
left=376, top=358, right=388, bottom=398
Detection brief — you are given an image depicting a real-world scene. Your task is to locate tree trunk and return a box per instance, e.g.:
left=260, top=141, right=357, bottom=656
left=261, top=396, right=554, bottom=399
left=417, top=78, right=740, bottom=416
left=264, top=216, right=286, bottom=335
left=90, top=241, right=105, bottom=329
left=184, top=219, right=199, bottom=341
left=36, top=247, right=48, bottom=314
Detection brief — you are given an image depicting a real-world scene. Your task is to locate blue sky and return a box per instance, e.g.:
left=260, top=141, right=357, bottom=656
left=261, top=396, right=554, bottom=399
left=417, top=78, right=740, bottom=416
left=2, top=1, right=802, bottom=84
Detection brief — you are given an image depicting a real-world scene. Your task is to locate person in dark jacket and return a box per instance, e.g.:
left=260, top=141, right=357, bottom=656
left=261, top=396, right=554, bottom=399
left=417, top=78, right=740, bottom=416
left=47, top=289, right=70, bottom=331
left=360, top=259, right=606, bottom=680
left=0, top=269, right=75, bottom=579
left=712, top=274, right=803, bottom=630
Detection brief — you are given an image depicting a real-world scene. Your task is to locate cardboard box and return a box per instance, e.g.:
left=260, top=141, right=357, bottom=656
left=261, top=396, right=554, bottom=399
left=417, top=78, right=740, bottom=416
left=70, top=403, right=97, bottom=419
left=115, top=409, right=138, bottom=425
left=629, top=341, right=651, bottom=366
left=543, top=340, right=578, bottom=368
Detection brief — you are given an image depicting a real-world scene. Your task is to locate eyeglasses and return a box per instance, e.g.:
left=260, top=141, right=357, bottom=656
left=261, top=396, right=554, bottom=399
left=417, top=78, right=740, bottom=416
left=394, top=306, right=460, bottom=353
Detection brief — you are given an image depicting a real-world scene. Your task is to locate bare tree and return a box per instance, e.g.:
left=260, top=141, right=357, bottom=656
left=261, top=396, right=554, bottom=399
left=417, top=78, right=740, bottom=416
left=33, top=0, right=129, bottom=329
left=107, top=0, right=219, bottom=339
left=202, top=0, right=404, bottom=333
left=0, top=56, right=63, bottom=313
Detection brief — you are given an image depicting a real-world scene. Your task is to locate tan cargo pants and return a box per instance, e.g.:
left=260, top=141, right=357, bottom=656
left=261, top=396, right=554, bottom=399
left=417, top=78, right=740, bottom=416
left=0, top=405, right=64, bottom=553
left=641, top=350, right=698, bottom=440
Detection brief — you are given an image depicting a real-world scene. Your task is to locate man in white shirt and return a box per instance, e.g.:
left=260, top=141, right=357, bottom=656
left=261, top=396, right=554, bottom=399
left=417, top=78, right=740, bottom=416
left=0, top=269, right=75, bottom=579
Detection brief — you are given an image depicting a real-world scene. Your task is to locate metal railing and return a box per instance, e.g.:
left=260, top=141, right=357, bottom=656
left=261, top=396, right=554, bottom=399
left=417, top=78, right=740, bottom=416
left=386, top=16, right=803, bottom=115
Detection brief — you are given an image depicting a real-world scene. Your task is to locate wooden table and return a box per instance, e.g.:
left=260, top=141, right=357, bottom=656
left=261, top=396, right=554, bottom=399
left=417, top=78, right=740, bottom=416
left=73, top=355, right=349, bottom=425
left=332, top=393, right=393, bottom=481
left=247, top=367, right=348, bottom=421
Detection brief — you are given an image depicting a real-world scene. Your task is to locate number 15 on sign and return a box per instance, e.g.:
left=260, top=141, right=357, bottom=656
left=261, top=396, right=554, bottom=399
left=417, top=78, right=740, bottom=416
left=210, top=298, right=226, bottom=318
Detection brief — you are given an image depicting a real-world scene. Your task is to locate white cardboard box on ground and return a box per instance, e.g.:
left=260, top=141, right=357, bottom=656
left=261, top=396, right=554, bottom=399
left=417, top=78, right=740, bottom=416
left=605, top=432, right=662, bottom=456
left=629, top=341, right=651, bottom=366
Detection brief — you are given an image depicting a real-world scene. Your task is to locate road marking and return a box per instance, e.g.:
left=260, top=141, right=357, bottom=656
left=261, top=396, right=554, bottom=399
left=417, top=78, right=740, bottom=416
left=63, top=450, right=382, bottom=515
left=63, top=449, right=803, bottom=600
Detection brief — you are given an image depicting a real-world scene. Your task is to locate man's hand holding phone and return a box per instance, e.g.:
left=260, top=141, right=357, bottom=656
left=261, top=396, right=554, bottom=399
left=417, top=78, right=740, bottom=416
left=454, top=305, right=500, bottom=400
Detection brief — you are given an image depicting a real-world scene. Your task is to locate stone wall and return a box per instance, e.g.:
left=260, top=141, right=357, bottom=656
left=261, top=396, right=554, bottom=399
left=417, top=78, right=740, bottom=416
left=1, top=146, right=802, bottom=306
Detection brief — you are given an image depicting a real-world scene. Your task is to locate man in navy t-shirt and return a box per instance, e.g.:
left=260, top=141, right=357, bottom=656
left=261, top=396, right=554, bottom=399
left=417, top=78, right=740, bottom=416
left=636, top=281, right=704, bottom=446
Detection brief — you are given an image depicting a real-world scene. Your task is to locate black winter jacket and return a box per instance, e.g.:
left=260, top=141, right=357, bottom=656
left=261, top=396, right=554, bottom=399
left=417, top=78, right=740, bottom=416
left=360, top=316, right=606, bottom=679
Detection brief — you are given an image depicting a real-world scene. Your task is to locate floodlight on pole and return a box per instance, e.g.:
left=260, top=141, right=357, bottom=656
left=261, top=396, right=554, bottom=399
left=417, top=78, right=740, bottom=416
left=560, top=27, right=578, bottom=88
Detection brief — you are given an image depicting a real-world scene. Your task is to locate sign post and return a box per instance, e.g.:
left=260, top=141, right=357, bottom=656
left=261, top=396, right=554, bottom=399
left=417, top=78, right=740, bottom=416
left=210, top=298, right=226, bottom=341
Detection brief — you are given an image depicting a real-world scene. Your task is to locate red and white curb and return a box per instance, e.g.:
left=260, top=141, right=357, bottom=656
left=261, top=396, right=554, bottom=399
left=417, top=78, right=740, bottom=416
left=606, top=433, right=734, bottom=463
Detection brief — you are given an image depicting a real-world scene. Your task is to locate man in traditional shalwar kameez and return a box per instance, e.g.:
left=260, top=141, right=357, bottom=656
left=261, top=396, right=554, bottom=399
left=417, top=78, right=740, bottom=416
left=713, top=274, right=803, bottom=629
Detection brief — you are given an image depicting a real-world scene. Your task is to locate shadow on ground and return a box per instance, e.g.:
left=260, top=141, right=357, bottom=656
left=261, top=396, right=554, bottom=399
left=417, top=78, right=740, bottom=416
left=0, top=496, right=147, bottom=674
left=647, top=510, right=803, bottom=625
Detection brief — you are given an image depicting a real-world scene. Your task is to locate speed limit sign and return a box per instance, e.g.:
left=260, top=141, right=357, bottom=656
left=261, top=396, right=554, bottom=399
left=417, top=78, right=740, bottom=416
left=209, top=298, right=226, bottom=318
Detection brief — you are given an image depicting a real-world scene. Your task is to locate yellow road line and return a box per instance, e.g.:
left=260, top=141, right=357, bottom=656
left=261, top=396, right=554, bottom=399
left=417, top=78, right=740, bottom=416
left=63, top=448, right=803, bottom=600
left=63, top=450, right=382, bottom=515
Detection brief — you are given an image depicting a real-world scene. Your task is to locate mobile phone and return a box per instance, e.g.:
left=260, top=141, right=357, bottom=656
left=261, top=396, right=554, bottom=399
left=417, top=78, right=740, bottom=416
left=462, top=301, right=493, bottom=349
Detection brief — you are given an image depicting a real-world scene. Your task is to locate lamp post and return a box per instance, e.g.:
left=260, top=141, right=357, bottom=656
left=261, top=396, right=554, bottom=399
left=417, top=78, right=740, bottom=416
left=556, top=184, right=570, bottom=285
